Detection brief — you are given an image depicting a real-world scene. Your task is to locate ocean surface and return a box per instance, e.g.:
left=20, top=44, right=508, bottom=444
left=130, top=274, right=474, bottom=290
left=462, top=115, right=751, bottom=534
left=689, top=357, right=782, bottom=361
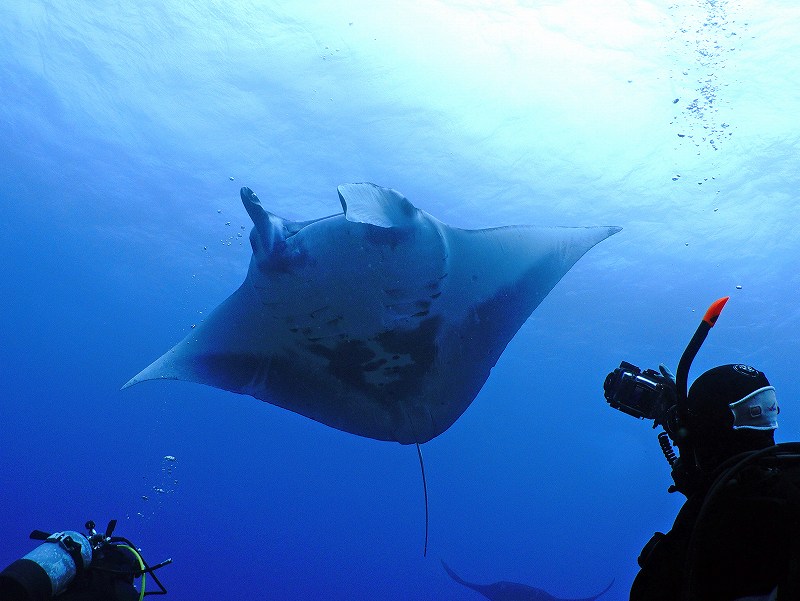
left=1, top=1, right=799, bottom=599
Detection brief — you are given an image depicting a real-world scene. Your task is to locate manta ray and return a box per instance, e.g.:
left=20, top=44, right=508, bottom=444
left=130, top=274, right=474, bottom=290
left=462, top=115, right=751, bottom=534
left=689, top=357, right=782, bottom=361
left=441, top=560, right=614, bottom=601
left=124, top=183, right=619, bottom=445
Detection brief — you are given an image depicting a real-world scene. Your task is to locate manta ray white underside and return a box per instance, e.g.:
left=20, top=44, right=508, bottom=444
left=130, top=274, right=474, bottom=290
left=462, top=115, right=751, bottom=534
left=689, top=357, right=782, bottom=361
left=124, top=183, right=620, bottom=444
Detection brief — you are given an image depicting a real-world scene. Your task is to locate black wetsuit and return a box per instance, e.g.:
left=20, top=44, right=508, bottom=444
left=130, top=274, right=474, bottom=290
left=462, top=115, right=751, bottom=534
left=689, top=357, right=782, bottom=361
left=630, top=453, right=800, bottom=601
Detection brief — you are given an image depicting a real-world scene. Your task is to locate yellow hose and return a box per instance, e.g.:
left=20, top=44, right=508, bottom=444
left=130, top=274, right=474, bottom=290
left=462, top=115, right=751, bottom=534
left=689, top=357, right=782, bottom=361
left=118, top=544, right=146, bottom=601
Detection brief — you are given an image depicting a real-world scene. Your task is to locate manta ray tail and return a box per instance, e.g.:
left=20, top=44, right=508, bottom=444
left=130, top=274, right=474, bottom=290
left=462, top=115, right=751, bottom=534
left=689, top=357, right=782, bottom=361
left=440, top=560, right=470, bottom=587
left=585, top=578, right=615, bottom=601
left=416, top=441, right=429, bottom=557
left=406, top=408, right=430, bottom=556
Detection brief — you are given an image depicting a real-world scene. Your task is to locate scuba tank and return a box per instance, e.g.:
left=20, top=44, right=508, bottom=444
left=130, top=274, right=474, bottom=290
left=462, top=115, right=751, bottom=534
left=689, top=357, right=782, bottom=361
left=0, top=530, right=93, bottom=600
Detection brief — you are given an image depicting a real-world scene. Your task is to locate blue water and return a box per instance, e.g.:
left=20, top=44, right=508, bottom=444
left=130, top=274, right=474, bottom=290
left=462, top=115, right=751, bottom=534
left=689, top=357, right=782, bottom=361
left=2, top=1, right=799, bottom=599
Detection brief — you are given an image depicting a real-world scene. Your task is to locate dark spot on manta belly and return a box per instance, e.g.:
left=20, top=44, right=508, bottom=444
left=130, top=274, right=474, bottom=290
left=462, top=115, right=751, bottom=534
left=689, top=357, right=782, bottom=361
left=306, top=339, right=377, bottom=390
left=305, top=316, right=442, bottom=403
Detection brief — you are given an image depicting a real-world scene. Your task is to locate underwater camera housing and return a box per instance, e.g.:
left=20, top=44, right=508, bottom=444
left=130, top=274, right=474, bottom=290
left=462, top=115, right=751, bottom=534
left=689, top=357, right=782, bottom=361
left=603, top=361, right=674, bottom=424
left=603, top=298, right=732, bottom=494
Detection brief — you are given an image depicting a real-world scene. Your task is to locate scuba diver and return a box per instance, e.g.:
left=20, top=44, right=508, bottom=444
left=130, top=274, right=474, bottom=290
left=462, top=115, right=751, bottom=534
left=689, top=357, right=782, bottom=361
left=604, top=298, right=800, bottom=601
left=0, top=519, right=170, bottom=601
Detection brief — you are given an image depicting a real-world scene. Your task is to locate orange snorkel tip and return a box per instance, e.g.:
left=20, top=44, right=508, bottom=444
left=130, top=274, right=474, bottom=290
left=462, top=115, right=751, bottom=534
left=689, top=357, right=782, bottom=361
left=702, top=296, right=729, bottom=327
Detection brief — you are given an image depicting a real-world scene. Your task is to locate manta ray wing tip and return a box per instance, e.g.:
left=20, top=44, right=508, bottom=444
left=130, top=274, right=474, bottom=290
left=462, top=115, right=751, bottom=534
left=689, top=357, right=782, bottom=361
left=120, top=366, right=166, bottom=391
left=120, top=373, right=174, bottom=391
left=120, top=371, right=147, bottom=390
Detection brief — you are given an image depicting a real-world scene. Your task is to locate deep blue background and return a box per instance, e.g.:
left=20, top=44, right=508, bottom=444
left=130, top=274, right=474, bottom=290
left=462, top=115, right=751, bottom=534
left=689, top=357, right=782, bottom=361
left=2, top=1, right=799, bottom=599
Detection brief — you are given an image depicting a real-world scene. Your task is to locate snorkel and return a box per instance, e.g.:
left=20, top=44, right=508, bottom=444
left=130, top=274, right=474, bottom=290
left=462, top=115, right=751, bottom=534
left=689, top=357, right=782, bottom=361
left=668, top=297, right=729, bottom=493
left=674, top=297, right=730, bottom=439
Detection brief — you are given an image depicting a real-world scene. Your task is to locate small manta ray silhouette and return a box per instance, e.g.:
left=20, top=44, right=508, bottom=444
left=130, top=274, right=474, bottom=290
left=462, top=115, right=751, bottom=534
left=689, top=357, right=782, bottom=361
left=441, top=560, right=614, bottom=601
